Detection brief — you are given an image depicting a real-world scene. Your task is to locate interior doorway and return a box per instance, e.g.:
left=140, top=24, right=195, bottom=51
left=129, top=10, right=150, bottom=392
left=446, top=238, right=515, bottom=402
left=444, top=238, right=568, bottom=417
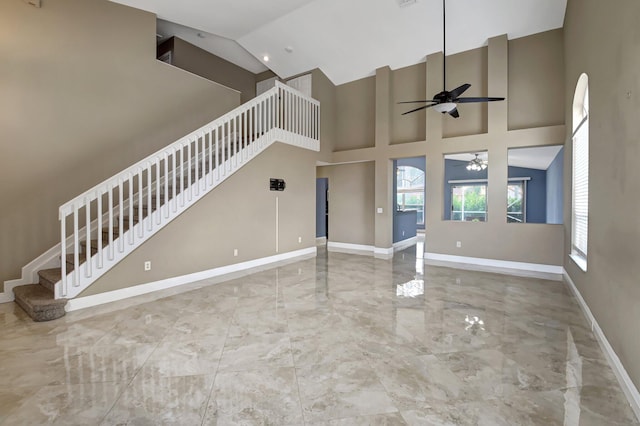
left=316, top=178, right=329, bottom=243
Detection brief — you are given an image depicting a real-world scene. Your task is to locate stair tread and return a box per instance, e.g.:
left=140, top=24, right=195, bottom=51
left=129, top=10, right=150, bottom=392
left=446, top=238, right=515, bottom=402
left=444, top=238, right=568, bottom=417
left=13, top=284, right=66, bottom=322
left=39, top=268, right=62, bottom=283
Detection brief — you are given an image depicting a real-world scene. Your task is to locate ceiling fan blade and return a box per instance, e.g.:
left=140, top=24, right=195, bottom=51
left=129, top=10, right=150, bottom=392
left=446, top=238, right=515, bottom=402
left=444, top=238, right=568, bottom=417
left=449, top=83, right=471, bottom=99
left=402, top=104, right=436, bottom=115
left=455, top=97, right=505, bottom=103
left=448, top=107, right=460, bottom=118
left=397, top=100, right=437, bottom=104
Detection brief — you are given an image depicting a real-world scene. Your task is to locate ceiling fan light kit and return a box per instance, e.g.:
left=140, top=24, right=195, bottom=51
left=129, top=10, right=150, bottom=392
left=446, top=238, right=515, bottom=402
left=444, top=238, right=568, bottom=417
left=466, top=154, right=488, bottom=171
left=400, top=0, right=505, bottom=118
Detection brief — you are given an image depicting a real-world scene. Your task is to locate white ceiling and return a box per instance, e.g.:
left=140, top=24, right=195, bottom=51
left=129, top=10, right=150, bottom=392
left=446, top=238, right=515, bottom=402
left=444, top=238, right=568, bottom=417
left=445, top=145, right=563, bottom=170
left=114, top=0, right=567, bottom=86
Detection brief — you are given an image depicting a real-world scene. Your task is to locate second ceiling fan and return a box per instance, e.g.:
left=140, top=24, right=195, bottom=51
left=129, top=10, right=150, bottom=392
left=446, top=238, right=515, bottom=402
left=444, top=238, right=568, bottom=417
left=400, top=0, right=505, bottom=118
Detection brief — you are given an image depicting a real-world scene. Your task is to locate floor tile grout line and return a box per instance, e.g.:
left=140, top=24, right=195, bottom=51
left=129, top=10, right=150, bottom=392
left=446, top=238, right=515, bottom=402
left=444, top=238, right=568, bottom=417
left=200, top=297, right=236, bottom=426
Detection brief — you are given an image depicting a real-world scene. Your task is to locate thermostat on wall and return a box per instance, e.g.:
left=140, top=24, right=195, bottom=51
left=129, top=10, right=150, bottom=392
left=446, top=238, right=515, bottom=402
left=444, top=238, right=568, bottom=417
left=270, top=178, right=286, bottom=191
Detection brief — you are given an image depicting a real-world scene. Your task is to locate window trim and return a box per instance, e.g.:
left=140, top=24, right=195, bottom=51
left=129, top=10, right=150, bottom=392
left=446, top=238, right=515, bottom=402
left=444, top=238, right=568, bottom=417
left=571, top=74, right=589, bottom=272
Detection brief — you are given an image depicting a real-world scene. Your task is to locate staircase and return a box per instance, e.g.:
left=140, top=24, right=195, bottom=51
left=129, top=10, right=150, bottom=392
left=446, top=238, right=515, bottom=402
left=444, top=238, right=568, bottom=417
left=11, top=81, right=320, bottom=321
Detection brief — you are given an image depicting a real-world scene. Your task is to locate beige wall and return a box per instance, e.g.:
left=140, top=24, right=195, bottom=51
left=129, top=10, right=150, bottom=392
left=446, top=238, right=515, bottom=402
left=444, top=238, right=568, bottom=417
left=442, top=47, right=488, bottom=138
left=335, top=77, right=376, bottom=151
left=81, top=143, right=316, bottom=296
left=312, top=69, right=337, bottom=163
left=330, top=33, right=565, bottom=267
left=391, top=62, right=427, bottom=145
left=171, top=37, right=257, bottom=103
left=318, top=162, right=375, bottom=246
left=564, top=0, right=640, bottom=390
left=509, top=29, right=565, bottom=130
left=0, top=0, right=240, bottom=284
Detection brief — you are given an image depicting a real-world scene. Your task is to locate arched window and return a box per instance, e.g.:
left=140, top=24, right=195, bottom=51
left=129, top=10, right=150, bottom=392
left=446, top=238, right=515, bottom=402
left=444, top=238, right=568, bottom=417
left=571, top=73, right=589, bottom=271
left=396, top=166, right=425, bottom=225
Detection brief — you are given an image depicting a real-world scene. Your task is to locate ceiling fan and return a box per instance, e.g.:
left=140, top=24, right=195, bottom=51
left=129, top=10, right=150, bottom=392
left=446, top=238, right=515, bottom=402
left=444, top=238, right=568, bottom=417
left=400, top=0, right=505, bottom=118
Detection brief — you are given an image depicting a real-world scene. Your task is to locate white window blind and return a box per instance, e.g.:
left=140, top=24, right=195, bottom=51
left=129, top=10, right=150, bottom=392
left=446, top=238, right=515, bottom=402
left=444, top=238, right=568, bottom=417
left=572, top=113, right=589, bottom=261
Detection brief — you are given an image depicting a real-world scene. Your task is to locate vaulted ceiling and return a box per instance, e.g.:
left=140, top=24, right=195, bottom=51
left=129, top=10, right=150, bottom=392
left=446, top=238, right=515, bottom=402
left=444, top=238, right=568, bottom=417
left=112, top=0, right=567, bottom=86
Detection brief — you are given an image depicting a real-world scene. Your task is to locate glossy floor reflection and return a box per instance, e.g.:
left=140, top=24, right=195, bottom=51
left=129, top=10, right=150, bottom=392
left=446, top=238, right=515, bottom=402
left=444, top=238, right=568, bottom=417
left=0, top=243, right=638, bottom=425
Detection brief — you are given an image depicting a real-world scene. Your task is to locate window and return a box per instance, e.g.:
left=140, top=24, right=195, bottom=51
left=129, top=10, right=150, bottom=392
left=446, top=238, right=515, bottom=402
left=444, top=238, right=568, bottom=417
left=571, top=74, right=589, bottom=270
left=451, top=184, right=487, bottom=222
left=396, top=165, right=425, bottom=225
left=507, top=182, right=525, bottom=223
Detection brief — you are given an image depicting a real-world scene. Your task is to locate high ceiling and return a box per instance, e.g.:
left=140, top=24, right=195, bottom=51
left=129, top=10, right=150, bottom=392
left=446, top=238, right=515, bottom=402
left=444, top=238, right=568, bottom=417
left=113, top=0, right=567, bottom=86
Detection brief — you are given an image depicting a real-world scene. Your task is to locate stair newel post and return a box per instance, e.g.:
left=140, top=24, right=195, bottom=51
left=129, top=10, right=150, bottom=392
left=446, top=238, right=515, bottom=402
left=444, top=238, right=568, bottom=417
left=59, top=209, right=67, bottom=298
left=108, top=184, right=114, bottom=260
left=128, top=172, right=134, bottom=245
left=118, top=178, right=124, bottom=253
left=73, top=203, right=80, bottom=287
left=163, top=153, right=170, bottom=217
left=97, top=189, right=103, bottom=269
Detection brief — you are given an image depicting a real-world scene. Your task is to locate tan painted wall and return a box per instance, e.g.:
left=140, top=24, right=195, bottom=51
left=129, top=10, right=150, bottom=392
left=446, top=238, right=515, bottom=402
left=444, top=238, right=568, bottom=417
left=564, top=0, right=640, bottom=390
left=391, top=62, right=427, bottom=145
left=0, top=0, right=240, bottom=283
left=312, top=69, right=337, bottom=163
left=171, top=37, right=257, bottom=103
left=442, top=47, right=488, bottom=138
left=320, top=162, right=375, bottom=246
left=81, top=143, right=316, bottom=296
left=509, top=29, right=565, bottom=130
left=331, top=34, right=565, bottom=266
left=335, top=77, right=376, bottom=151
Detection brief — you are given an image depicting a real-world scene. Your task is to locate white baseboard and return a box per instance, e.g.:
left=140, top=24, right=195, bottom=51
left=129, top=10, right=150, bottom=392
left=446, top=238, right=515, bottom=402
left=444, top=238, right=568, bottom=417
left=424, top=252, right=563, bottom=280
left=563, top=270, right=640, bottom=421
left=327, top=242, right=393, bottom=259
left=66, top=247, right=317, bottom=312
left=393, top=237, right=418, bottom=252
left=327, top=241, right=374, bottom=255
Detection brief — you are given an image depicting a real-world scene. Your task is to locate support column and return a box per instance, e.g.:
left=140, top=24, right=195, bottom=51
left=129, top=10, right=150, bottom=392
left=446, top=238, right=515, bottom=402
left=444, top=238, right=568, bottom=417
left=487, top=34, right=509, bottom=224
left=374, top=67, right=393, bottom=257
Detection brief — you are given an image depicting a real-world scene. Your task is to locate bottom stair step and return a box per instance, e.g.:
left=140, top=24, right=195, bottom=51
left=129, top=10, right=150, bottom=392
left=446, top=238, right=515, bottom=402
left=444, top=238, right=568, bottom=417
left=13, top=284, right=67, bottom=322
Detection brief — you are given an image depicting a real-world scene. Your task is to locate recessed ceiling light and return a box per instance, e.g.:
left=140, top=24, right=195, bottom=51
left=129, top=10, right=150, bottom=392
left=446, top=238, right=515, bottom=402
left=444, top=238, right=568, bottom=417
left=285, top=46, right=293, bottom=53
left=263, top=55, right=270, bottom=62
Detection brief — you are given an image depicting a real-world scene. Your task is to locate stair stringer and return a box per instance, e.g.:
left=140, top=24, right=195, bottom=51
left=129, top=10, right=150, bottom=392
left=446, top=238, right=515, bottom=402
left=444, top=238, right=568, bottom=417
left=55, top=130, right=318, bottom=300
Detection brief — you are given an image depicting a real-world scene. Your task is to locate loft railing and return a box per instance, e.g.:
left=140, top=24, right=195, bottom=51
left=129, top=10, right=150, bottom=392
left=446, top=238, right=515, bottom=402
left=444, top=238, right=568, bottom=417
left=57, top=81, right=319, bottom=299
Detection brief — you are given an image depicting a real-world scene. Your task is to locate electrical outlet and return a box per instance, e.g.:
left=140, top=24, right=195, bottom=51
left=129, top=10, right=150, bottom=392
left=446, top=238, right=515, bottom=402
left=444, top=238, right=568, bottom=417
left=456, top=241, right=462, bottom=248
left=144, top=261, right=151, bottom=271
left=298, top=236, right=302, bottom=243
left=233, top=249, right=238, bottom=257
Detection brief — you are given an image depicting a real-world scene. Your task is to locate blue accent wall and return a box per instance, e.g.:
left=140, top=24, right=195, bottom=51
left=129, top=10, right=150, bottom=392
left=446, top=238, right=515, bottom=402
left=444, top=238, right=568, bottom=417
left=316, top=178, right=328, bottom=238
left=393, top=157, right=426, bottom=238
left=443, top=158, right=550, bottom=223
left=508, top=166, right=546, bottom=223
left=443, top=159, right=488, bottom=220
left=545, top=148, right=564, bottom=224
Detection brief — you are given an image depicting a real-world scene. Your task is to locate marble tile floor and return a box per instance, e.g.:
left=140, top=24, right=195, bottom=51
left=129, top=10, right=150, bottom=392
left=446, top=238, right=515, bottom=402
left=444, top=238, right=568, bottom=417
left=0, top=244, right=638, bottom=425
